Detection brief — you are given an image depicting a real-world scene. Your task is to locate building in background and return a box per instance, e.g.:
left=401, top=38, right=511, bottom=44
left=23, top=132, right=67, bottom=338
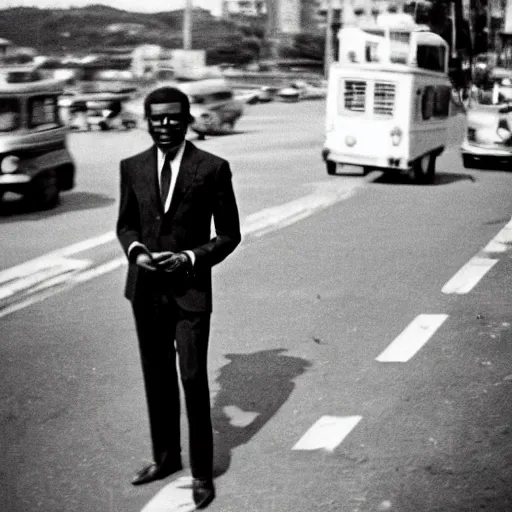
left=223, top=0, right=408, bottom=34
left=222, top=0, right=267, bottom=17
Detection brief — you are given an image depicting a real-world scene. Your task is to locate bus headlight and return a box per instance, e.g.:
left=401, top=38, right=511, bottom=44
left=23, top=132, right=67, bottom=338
left=390, top=127, right=402, bottom=146
left=345, top=135, right=356, bottom=147
left=1, top=155, right=20, bottom=174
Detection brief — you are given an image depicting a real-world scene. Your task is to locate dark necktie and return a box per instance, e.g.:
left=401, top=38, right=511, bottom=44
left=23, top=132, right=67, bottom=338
left=160, top=152, right=172, bottom=208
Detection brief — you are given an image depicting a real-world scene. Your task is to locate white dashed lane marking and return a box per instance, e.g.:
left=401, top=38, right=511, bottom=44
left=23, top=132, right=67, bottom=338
left=141, top=475, right=195, bottom=512
left=442, top=217, right=512, bottom=294
left=376, top=314, right=448, bottom=363
left=292, top=415, right=362, bottom=452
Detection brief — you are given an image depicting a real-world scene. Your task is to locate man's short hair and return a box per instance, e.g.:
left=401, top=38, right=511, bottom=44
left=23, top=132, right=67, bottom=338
left=144, top=86, right=193, bottom=124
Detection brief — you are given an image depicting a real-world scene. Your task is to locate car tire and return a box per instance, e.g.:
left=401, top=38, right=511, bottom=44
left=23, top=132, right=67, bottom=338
left=326, top=161, right=337, bottom=175
left=196, top=132, right=206, bottom=140
left=28, top=170, right=60, bottom=210
left=413, top=153, right=436, bottom=184
left=221, top=121, right=234, bottom=134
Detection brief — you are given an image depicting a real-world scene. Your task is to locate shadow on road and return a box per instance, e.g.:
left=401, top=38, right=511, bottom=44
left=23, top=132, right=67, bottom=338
left=373, top=171, right=476, bottom=186
left=211, top=348, right=311, bottom=478
left=0, top=191, right=115, bottom=221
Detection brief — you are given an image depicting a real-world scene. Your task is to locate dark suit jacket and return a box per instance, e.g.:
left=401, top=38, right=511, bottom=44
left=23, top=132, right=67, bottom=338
left=116, top=140, right=241, bottom=312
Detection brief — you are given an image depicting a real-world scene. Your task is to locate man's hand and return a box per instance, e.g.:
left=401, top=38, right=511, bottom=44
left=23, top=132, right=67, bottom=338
left=135, top=253, right=158, bottom=271
left=153, top=252, right=191, bottom=274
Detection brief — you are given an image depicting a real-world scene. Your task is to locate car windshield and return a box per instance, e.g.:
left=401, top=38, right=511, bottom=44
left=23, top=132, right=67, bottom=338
left=0, top=97, right=21, bottom=132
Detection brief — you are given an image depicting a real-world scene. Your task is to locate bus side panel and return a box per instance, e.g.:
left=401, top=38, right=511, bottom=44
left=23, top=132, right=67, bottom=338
left=408, top=72, right=451, bottom=163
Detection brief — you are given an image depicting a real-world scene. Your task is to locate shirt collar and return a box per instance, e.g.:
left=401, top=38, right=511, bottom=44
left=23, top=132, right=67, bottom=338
left=157, top=140, right=186, bottom=164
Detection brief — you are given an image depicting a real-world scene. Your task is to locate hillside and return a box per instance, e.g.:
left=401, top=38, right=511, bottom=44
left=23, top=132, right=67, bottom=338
left=0, top=5, right=245, bottom=55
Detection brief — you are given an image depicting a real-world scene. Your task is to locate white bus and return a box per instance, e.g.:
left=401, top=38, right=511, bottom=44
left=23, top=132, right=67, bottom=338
left=322, top=16, right=452, bottom=183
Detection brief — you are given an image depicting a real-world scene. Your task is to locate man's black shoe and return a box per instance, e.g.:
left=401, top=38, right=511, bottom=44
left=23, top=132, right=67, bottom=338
left=131, top=461, right=183, bottom=486
left=192, top=478, right=215, bottom=509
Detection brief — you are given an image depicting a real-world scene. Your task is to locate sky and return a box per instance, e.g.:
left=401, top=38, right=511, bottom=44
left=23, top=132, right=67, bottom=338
left=0, top=0, right=223, bottom=16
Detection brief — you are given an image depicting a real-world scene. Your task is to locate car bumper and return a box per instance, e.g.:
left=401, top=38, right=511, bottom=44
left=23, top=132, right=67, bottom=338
left=461, top=140, right=512, bottom=157
left=322, top=147, right=408, bottom=171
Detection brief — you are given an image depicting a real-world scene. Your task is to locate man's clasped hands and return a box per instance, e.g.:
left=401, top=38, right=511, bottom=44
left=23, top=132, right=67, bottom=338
left=135, top=247, right=191, bottom=274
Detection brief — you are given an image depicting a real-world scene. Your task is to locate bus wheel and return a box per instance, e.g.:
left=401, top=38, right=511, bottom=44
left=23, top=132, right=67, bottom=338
left=28, top=170, right=60, bottom=210
left=326, top=161, right=337, bottom=175
left=413, top=154, right=436, bottom=184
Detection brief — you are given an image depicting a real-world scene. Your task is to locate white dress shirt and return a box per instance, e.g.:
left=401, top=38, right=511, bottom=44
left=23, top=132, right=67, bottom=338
left=157, top=141, right=186, bottom=213
left=128, top=141, right=195, bottom=266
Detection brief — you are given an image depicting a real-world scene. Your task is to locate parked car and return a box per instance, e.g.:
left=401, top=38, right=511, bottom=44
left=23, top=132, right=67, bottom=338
left=276, top=80, right=327, bottom=102
left=0, top=76, right=75, bottom=209
left=59, top=92, right=138, bottom=131
left=461, top=69, right=512, bottom=169
left=175, top=78, right=244, bottom=139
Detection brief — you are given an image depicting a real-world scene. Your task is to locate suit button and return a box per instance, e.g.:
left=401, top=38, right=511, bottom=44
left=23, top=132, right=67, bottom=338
left=156, top=215, right=161, bottom=220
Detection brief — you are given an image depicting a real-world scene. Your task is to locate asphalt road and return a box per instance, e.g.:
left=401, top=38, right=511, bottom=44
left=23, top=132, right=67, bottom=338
left=0, top=101, right=511, bottom=512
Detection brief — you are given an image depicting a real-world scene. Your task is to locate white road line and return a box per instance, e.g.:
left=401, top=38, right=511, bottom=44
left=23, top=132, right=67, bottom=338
left=223, top=405, right=259, bottom=427
left=442, top=217, right=512, bottom=295
left=482, top=218, right=512, bottom=253
left=0, top=231, right=115, bottom=285
left=441, top=257, right=498, bottom=294
left=376, top=314, right=448, bottom=363
left=141, top=475, right=195, bottom=512
left=1, top=178, right=373, bottom=317
left=242, top=178, right=374, bottom=239
left=292, top=415, right=362, bottom=452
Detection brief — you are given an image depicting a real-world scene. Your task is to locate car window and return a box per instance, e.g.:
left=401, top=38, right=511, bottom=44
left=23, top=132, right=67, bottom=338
left=472, top=81, right=512, bottom=105
left=0, top=98, right=20, bottom=132
left=29, top=95, right=60, bottom=130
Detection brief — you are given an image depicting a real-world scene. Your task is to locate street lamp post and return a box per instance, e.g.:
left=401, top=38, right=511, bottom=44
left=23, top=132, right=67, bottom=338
left=183, top=0, right=192, bottom=50
left=324, top=0, right=334, bottom=79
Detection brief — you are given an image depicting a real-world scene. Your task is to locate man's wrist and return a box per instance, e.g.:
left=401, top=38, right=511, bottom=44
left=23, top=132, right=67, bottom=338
left=129, top=245, right=150, bottom=264
left=183, top=250, right=195, bottom=267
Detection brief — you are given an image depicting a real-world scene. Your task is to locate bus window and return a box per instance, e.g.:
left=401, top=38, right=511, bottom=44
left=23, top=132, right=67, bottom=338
left=417, top=44, right=445, bottom=72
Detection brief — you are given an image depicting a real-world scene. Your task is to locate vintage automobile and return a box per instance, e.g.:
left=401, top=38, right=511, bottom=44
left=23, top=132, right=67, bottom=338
left=0, top=75, right=75, bottom=209
left=59, top=92, right=138, bottom=131
left=276, top=80, right=327, bottom=102
left=461, top=69, right=512, bottom=169
left=174, top=78, right=244, bottom=139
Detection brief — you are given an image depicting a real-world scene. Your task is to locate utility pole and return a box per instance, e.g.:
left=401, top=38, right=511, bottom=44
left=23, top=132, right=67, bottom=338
left=324, top=0, right=333, bottom=79
left=183, top=0, right=192, bottom=50
left=265, top=0, right=280, bottom=59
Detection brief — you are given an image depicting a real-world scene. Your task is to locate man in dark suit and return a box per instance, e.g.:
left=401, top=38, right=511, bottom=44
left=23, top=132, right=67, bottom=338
left=116, top=86, right=241, bottom=509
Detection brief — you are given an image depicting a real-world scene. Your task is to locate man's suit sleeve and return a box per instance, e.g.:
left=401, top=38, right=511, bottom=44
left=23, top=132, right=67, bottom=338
left=193, top=160, right=241, bottom=269
left=116, top=159, right=141, bottom=257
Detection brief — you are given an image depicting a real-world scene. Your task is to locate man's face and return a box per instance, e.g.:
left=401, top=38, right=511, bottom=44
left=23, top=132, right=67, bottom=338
left=147, top=102, right=188, bottom=152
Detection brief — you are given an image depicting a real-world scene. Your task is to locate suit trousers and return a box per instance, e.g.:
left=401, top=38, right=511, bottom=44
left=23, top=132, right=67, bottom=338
left=132, top=291, right=213, bottom=479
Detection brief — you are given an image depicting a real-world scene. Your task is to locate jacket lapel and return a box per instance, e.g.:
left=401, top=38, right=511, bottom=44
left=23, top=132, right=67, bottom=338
left=137, top=145, right=162, bottom=214
left=167, top=140, right=200, bottom=219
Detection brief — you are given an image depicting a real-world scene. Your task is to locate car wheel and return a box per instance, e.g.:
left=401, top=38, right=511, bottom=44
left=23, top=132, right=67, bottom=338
left=28, top=170, right=60, bottom=210
left=326, top=161, right=337, bottom=175
left=413, top=153, right=436, bottom=184
left=196, top=132, right=206, bottom=140
left=221, top=121, right=234, bottom=134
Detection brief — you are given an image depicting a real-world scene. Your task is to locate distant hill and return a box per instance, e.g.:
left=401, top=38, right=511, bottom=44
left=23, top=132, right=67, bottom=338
left=0, top=5, right=245, bottom=56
